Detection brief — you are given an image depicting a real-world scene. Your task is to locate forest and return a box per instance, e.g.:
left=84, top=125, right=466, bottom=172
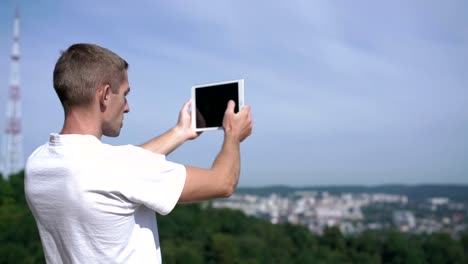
left=1, top=171, right=467, bottom=264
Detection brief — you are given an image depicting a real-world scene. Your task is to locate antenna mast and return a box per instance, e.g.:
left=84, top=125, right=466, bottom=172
left=1, top=6, right=24, bottom=179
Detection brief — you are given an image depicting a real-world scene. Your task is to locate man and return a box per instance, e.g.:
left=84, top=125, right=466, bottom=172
left=25, top=43, right=253, bottom=263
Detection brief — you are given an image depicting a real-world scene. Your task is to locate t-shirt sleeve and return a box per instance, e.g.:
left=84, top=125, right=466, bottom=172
left=111, top=145, right=186, bottom=215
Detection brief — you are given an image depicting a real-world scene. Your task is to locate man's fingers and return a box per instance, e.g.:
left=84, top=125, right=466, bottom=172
left=242, top=104, right=251, bottom=114
left=182, top=99, right=192, bottom=112
left=226, top=100, right=235, bottom=113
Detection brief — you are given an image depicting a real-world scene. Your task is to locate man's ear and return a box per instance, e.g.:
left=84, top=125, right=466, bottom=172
left=98, top=84, right=111, bottom=111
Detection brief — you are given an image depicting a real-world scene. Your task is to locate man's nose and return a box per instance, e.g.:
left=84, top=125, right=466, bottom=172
left=124, top=101, right=130, bottom=113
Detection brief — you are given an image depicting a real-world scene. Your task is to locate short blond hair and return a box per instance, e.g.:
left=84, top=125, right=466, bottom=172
left=53, top=43, right=128, bottom=111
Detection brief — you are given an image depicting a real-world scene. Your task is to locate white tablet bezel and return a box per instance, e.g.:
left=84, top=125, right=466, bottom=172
left=191, top=79, right=244, bottom=132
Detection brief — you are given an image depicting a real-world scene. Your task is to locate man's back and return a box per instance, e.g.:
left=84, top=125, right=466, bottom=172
left=25, top=133, right=186, bottom=263
left=26, top=43, right=252, bottom=263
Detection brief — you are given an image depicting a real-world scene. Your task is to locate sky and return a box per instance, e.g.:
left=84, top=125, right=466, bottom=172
left=0, top=1, right=467, bottom=186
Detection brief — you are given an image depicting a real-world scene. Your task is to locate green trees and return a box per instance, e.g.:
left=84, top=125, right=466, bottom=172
left=0, top=171, right=43, bottom=264
left=1, top=173, right=467, bottom=263
left=421, top=233, right=466, bottom=264
left=159, top=205, right=468, bottom=264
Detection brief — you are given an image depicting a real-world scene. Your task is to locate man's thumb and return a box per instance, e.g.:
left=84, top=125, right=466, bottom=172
left=226, top=100, right=235, bottom=113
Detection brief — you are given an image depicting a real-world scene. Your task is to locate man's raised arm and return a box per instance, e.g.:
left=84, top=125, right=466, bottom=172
left=179, top=100, right=253, bottom=203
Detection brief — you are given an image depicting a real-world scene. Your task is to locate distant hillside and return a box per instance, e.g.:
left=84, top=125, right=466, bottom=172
left=2, top=173, right=468, bottom=263
left=236, top=184, right=468, bottom=202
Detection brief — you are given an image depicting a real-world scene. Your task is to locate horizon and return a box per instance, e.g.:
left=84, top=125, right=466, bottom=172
left=237, top=183, right=468, bottom=188
left=3, top=169, right=468, bottom=188
left=1, top=1, right=467, bottom=186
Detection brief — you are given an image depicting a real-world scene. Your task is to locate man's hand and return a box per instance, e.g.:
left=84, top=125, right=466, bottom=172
left=140, top=99, right=200, bottom=155
left=174, top=99, right=199, bottom=141
left=223, top=100, right=253, bottom=142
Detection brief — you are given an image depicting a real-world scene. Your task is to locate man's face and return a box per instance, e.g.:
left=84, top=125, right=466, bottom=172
left=102, top=71, right=130, bottom=137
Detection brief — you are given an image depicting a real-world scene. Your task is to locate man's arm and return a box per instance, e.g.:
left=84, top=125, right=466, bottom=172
left=179, top=100, right=253, bottom=203
left=140, top=100, right=198, bottom=155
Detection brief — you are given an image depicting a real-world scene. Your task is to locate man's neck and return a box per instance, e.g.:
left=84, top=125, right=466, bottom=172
left=60, top=107, right=102, bottom=139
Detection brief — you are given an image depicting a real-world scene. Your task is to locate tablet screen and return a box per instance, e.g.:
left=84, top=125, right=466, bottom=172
left=195, top=82, right=240, bottom=129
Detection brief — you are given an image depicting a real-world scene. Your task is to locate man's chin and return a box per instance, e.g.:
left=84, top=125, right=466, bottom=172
left=103, top=129, right=121, bottom=138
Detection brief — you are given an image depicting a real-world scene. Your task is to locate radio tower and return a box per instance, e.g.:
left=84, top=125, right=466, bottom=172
left=1, top=7, right=23, bottom=179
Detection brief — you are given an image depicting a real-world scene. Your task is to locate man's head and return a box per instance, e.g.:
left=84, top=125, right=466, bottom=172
left=53, top=43, right=130, bottom=137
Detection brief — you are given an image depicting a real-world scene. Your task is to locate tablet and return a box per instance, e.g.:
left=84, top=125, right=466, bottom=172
left=191, top=79, right=244, bottom=132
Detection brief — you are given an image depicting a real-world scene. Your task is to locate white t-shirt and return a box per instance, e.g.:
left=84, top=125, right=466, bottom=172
left=25, top=133, right=186, bottom=264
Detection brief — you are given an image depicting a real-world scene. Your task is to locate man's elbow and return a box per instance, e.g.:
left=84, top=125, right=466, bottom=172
left=220, top=183, right=236, bottom=198
left=212, top=168, right=239, bottom=198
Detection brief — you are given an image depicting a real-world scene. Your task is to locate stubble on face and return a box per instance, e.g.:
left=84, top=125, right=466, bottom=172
left=102, top=74, right=130, bottom=138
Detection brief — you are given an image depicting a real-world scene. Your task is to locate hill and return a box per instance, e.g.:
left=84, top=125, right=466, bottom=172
left=1, top=172, right=468, bottom=263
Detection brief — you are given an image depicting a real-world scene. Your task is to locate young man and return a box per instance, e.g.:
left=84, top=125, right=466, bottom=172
left=25, top=43, right=253, bottom=263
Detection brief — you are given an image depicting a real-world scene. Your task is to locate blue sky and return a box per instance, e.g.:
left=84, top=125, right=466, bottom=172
left=0, top=1, right=467, bottom=186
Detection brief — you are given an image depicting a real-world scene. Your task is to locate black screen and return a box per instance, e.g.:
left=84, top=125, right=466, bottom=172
left=195, top=82, right=239, bottom=129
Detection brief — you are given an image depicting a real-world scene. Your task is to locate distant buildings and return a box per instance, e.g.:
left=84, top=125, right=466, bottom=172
left=213, top=191, right=467, bottom=237
left=393, top=211, right=416, bottom=232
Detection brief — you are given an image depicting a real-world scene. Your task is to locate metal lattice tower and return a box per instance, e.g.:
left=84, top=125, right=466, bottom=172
left=1, top=7, right=23, bottom=179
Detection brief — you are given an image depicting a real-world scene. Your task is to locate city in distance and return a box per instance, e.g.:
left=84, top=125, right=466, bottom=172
left=213, top=184, right=468, bottom=237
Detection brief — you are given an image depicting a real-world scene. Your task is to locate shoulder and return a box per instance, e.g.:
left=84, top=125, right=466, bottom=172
left=100, top=144, right=170, bottom=173
left=102, top=144, right=166, bottom=161
left=25, top=143, right=49, bottom=166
